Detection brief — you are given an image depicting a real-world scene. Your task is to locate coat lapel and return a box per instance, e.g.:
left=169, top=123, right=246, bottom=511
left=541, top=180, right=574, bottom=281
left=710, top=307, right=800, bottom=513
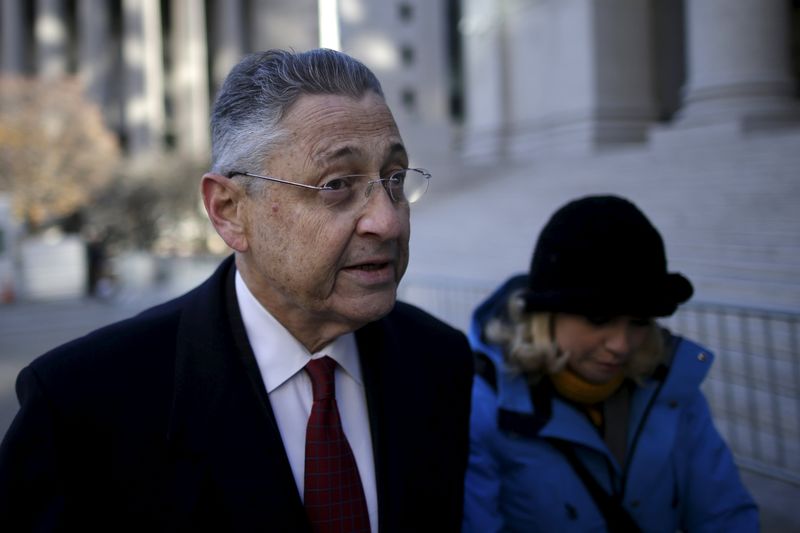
left=166, top=257, right=309, bottom=530
left=354, top=317, right=388, bottom=530
left=355, top=310, right=435, bottom=532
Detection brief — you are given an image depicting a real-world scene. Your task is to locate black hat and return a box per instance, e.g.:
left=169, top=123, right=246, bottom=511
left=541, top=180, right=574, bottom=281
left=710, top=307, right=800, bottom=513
left=522, top=195, right=693, bottom=317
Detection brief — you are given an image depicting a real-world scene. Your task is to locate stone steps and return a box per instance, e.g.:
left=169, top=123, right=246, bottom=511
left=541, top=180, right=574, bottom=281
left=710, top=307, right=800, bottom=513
left=409, top=126, right=800, bottom=311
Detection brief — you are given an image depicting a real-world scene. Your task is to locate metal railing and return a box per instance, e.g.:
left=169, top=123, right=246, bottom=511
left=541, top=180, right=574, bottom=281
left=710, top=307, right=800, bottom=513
left=662, top=302, right=800, bottom=485
left=398, top=277, right=800, bottom=485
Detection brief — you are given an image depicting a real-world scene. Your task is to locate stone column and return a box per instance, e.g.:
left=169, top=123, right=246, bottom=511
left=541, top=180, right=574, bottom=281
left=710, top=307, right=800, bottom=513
left=459, top=0, right=509, bottom=162
left=503, top=0, right=655, bottom=159
left=1, top=0, right=26, bottom=73
left=0, top=193, right=19, bottom=303
left=211, top=0, right=245, bottom=91
left=171, top=0, right=210, bottom=159
left=122, top=0, right=166, bottom=155
left=35, top=0, right=68, bottom=79
left=679, top=0, right=799, bottom=127
left=249, top=0, right=318, bottom=51
left=340, top=0, right=453, bottom=172
left=77, top=0, right=112, bottom=107
left=460, top=0, right=656, bottom=162
left=318, top=0, right=340, bottom=50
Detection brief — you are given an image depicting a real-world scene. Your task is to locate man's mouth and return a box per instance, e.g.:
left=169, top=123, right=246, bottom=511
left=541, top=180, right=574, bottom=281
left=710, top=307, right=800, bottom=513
left=351, top=262, right=389, bottom=271
left=342, top=259, right=396, bottom=285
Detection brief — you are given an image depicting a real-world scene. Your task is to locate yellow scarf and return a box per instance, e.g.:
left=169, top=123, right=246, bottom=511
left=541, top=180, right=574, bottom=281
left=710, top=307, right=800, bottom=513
left=550, top=368, right=625, bottom=426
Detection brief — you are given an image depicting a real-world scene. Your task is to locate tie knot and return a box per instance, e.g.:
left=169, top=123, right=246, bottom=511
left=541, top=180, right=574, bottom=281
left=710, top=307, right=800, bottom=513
left=305, top=356, right=337, bottom=401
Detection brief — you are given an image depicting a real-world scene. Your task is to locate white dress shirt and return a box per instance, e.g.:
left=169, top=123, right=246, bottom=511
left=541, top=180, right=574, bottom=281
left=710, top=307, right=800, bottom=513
left=235, top=272, right=378, bottom=531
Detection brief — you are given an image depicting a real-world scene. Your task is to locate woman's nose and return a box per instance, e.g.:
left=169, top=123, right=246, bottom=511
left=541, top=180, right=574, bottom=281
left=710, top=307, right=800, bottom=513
left=604, top=322, right=633, bottom=357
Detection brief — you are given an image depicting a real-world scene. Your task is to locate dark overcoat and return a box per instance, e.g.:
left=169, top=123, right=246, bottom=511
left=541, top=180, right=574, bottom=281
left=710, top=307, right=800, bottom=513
left=0, top=257, right=474, bottom=532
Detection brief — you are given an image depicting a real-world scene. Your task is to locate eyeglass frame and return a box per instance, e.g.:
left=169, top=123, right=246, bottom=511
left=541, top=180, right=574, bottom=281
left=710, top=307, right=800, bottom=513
left=225, top=168, right=431, bottom=204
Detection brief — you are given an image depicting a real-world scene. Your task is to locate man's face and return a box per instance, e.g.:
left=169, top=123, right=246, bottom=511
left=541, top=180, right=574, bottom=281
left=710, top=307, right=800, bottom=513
left=238, top=92, right=410, bottom=347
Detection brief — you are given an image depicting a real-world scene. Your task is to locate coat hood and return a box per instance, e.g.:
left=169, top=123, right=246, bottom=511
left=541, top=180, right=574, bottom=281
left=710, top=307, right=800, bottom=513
left=468, top=273, right=528, bottom=365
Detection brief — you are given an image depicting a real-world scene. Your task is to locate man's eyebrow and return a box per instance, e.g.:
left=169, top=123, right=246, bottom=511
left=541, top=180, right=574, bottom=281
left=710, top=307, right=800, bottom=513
left=387, top=142, right=408, bottom=160
left=322, top=146, right=359, bottom=162
left=314, top=142, right=408, bottom=164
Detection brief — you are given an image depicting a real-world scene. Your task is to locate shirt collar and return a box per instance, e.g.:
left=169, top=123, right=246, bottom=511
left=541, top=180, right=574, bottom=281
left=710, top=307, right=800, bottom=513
left=234, top=270, right=361, bottom=393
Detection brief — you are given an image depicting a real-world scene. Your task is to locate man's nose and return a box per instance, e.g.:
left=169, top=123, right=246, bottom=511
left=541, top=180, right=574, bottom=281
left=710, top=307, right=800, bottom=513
left=355, top=184, right=407, bottom=239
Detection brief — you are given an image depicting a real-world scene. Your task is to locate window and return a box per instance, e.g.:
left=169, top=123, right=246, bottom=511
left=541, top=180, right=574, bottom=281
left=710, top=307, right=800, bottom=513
left=398, top=2, right=413, bottom=23
left=400, top=45, right=414, bottom=67
left=401, top=88, right=416, bottom=112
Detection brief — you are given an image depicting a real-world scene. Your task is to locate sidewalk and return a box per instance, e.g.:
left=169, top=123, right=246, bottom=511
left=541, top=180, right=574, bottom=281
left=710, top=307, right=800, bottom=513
left=739, top=469, right=800, bottom=531
left=1, top=292, right=799, bottom=530
left=0, top=292, right=168, bottom=437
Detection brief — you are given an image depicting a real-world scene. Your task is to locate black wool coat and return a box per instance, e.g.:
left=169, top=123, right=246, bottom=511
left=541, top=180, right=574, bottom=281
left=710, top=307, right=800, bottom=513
left=0, top=257, right=474, bottom=532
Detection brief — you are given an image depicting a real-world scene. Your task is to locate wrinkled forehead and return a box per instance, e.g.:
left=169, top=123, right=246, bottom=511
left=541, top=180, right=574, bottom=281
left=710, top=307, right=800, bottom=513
left=309, top=141, right=408, bottom=169
left=280, top=92, right=407, bottom=167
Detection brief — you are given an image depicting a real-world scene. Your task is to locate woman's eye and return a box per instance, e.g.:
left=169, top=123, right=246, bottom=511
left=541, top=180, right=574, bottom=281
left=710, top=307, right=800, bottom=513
left=585, top=315, right=613, bottom=326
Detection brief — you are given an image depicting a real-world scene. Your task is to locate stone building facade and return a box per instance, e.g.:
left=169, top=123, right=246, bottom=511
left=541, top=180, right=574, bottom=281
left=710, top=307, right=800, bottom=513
left=0, top=0, right=452, bottom=166
left=410, top=0, right=800, bottom=314
left=0, top=0, right=325, bottom=158
left=459, top=0, right=800, bottom=160
left=1, top=0, right=799, bottom=311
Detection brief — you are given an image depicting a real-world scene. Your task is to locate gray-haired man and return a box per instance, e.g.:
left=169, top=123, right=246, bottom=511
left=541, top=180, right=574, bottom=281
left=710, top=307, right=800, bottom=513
left=0, top=49, right=473, bottom=532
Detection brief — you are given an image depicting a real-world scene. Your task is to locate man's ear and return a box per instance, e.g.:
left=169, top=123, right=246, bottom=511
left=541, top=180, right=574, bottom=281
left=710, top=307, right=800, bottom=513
left=201, top=173, right=249, bottom=252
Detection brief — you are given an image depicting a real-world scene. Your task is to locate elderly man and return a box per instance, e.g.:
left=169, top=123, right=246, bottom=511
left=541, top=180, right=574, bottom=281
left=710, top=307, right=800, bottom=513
left=0, top=49, right=473, bottom=532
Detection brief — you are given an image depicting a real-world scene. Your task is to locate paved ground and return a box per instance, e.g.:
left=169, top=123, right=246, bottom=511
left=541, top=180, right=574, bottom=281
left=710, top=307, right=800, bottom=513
left=0, top=292, right=170, bottom=437
left=1, top=291, right=799, bottom=531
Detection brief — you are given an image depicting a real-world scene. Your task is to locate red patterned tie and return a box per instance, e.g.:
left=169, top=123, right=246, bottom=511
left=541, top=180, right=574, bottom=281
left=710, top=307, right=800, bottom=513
left=304, top=356, right=370, bottom=533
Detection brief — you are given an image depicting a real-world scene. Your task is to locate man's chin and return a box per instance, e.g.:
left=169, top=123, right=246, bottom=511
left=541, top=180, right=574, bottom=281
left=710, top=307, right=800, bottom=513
left=340, top=290, right=398, bottom=327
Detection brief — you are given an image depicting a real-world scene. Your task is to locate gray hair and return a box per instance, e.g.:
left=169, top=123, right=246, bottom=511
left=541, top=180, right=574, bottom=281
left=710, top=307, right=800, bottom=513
left=210, top=48, right=385, bottom=178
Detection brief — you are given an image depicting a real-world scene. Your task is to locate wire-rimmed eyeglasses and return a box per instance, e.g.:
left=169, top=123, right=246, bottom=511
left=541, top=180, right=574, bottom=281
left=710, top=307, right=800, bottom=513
left=226, top=168, right=431, bottom=209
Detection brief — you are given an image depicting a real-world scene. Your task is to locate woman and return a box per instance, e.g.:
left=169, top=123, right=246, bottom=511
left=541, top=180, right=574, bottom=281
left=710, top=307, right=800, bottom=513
left=463, top=195, right=758, bottom=532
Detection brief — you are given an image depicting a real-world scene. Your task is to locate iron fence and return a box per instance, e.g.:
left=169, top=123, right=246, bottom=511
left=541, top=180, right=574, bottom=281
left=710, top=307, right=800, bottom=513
left=662, top=302, right=800, bottom=485
left=398, top=277, right=800, bottom=485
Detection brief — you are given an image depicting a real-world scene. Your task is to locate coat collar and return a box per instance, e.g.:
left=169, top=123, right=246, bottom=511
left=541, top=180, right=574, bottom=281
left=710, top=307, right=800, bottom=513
left=495, top=335, right=714, bottom=475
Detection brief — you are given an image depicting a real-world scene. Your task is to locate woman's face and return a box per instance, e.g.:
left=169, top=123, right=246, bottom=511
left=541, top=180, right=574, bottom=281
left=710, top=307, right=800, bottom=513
left=554, top=314, right=651, bottom=384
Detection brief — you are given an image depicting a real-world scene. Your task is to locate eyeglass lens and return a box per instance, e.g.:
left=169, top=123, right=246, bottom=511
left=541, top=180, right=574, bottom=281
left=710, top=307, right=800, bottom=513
left=320, top=169, right=428, bottom=208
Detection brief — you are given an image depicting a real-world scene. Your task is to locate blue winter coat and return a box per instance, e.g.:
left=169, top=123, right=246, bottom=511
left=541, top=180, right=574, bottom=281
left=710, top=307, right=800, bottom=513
left=463, top=275, right=759, bottom=533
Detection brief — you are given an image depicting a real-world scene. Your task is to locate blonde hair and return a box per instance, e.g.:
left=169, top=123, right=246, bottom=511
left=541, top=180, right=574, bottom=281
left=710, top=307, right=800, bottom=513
left=485, top=290, right=666, bottom=384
